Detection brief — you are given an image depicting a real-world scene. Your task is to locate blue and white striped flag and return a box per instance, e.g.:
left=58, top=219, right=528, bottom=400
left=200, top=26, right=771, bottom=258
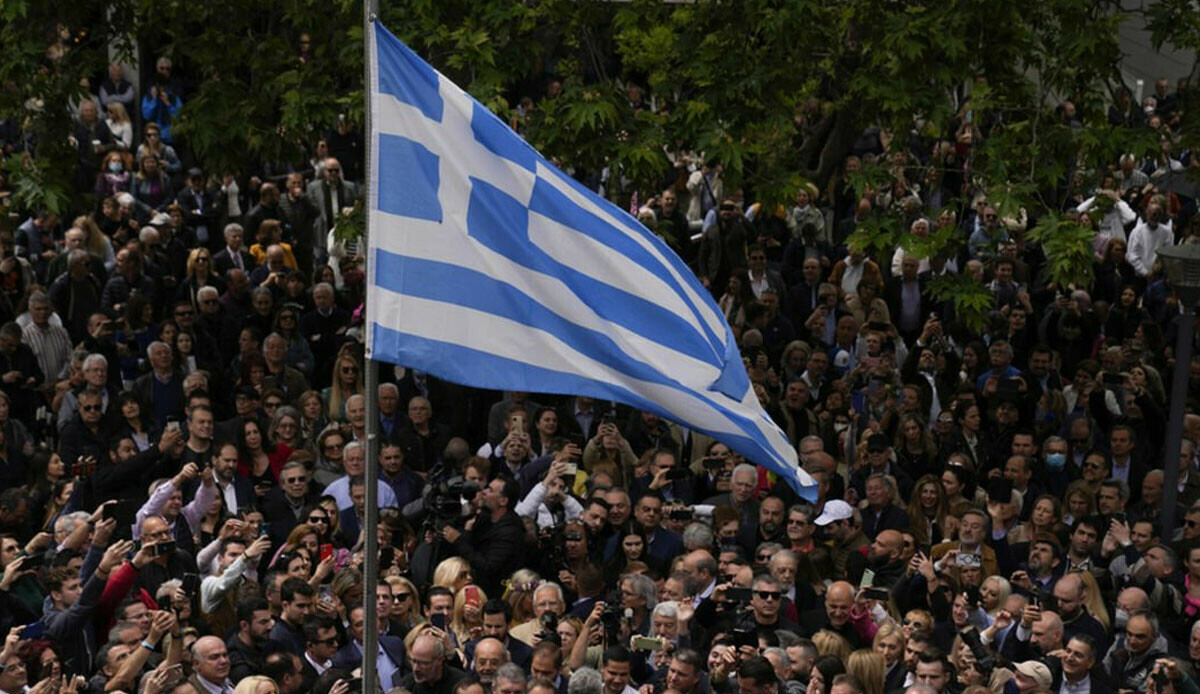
left=365, top=21, right=814, bottom=499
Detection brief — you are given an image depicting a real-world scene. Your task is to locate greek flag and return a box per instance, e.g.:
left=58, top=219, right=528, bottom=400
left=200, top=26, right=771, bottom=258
left=365, top=21, right=814, bottom=499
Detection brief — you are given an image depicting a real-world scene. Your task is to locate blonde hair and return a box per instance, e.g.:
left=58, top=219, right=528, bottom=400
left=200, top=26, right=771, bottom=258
left=106, top=101, right=130, bottom=124
left=73, top=215, right=111, bottom=261
left=232, top=676, right=277, bottom=694
left=505, top=568, right=543, bottom=626
left=846, top=649, right=885, bottom=694
left=872, top=623, right=906, bottom=652
left=812, top=629, right=853, bottom=660
left=450, top=584, right=488, bottom=644
left=326, top=348, right=363, bottom=420
left=433, top=556, right=472, bottom=590
left=186, top=247, right=212, bottom=279
left=1077, top=571, right=1110, bottom=630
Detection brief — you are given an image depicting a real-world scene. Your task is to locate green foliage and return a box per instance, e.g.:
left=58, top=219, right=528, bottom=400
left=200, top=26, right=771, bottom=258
left=1026, top=213, right=1098, bottom=291
left=927, top=273, right=996, bottom=336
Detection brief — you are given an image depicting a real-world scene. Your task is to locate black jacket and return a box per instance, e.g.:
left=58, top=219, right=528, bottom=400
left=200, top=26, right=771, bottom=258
left=448, top=511, right=526, bottom=597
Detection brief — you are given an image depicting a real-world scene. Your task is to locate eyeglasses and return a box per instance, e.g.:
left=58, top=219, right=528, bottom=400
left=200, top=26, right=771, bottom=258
left=756, top=554, right=771, bottom=562
left=754, top=591, right=782, bottom=601
left=308, top=516, right=329, bottom=524
left=284, top=476, right=307, bottom=484
left=564, top=535, right=583, bottom=542
left=325, top=442, right=344, bottom=451
left=280, top=314, right=295, bottom=321
left=81, top=404, right=102, bottom=412
left=1186, top=519, right=1199, bottom=528
left=1082, top=462, right=1103, bottom=470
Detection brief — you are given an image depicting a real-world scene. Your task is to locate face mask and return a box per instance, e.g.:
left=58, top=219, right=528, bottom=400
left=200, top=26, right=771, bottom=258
left=108, top=161, right=123, bottom=173
left=1046, top=452, right=1066, bottom=470
left=1114, top=608, right=1128, bottom=630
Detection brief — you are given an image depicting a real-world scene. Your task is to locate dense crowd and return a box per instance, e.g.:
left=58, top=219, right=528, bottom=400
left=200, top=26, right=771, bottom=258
left=0, top=39, right=1199, bottom=694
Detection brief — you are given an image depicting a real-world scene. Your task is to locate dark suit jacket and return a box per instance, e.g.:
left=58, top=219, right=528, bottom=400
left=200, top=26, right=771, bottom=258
left=212, top=247, right=256, bottom=277
left=261, top=487, right=321, bottom=546
left=332, top=636, right=407, bottom=688
left=131, top=370, right=186, bottom=429
left=464, top=635, right=532, bottom=671
left=884, top=276, right=933, bottom=336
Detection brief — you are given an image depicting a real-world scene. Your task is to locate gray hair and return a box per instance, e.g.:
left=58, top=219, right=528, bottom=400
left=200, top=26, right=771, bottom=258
left=197, top=286, right=219, bottom=300
left=107, top=621, right=138, bottom=643
left=495, top=664, right=526, bottom=687
left=379, top=382, right=399, bottom=396
left=343, top=441, right=365, bottom=458
left=55, top=511, right=91, bottom=536
left=157, top=578, right=182, bottom=604
left=733, top=463, right=757, bottom=482
left=224, top=222, right=243, bottom=239
left=770, top=549, right=799, bottom=568
left=67, top=249, right=90, bottom=267
left=568, top=669, right=603, bottom=694
left=533, top=581, right=564, bottom=605
left=148, top=341, right=171, bottom=357
left=620, top=573, right=657, bottom=611
left=83, top=353, right=107, bottom=370
left=681, top=522, right=714, bottom=551
left=762, top=646, right=790, bottom=671
left=651, top=601, right=679, bottom=621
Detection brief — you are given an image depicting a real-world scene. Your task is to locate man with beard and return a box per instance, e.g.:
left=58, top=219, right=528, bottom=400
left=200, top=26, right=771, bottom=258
left=847, top=530, right=907, bottom=589
left=697, top=199, right=749, bottom=296
left=776, top=379, right=818, bottom=447
left=738, top=496, right=787, bottom=557
left=228, top=597, right=274, bottom=682
left=798, top=581, right=864, bottom=648
left=1011, top=533, right=1063, bottom=596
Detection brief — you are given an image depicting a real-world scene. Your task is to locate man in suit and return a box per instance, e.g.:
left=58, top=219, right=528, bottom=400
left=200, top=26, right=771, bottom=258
left=464, top=600, right=533, bottom=671
left=299, top=615, right=339, bottom=693
left=334, top=604, right=407, bottom=689
left=300, top=282, right=350, bottom=389
left=307, top=157, right=359, bottom=243
left=631, top=450, right=696, bottom=506
left=190, top=636, right=235, bottom=694
left=131, top=341, right=185, bottom=430
left=205, top=442, right=258, bottom=517
left=746, top=244, right=787, bottom=306
left=177, top=168, right=220, bottom=248
left=885, top=255, right=932, bottom=345
left=261, top=461, right=321, bottom=546
left=556, top=396, right=605, bottom=442
left=786, top=257, right=825, bottom=329
left=212, top=223, right=255, bottom=277
left=606, top=492, right=683, bottom=564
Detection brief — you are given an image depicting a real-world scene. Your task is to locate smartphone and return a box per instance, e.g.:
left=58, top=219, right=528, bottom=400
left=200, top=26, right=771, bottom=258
left=867, top=321, right=888, bottom=332
left=667, top=508, right=693, bottom=521
left=20, top=622, right=45, bottom=640
left=862, top=588, right=890, bottom=601
left=956, top=553, right=981, bottom=568
left=319, top=585, right=333, bottom=602
left=859, top=568, right=876, bottom=589
left=726, top=587, right=753, bottom=603
left=430, top=613, right=447, bottom=630
left=733, top=628, right=757, bottom=649
left=465, top=585, right=481, bottom=607
left=665, top=468, right=690, bottom=481
left=562, top=462, right=578, bottom=477
left=565, top=434, right=584, bottom=463
left=320, top=543, right=334, bottom=562
left=380, top=546, right=395, bottom=569
left=151, top=540, right=177, bottom=557
left=631, top=636, right=664, bottom=652
left=182, top=573, right=202, bottom=595
left=21, top=552, right=46, bottom=570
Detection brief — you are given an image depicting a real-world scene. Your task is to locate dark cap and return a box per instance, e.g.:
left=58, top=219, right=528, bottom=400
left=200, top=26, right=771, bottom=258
left=986, top=478, right=1014, bottom=504
left=867, top=433, right=890, bottom=452
left=187, top=167, right=204, bottom=179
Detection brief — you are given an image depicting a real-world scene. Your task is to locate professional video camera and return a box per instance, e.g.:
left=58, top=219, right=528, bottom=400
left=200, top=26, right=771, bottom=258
left=421, top=463, right=480, bottom=531
left=538, top=524, right=567, bottom=570
left=960, top=628, right=997, bottom=674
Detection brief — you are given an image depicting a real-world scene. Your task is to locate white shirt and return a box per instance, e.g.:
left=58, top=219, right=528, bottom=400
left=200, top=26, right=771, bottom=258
left=1059, top=674, right=1091, bottom=694
left=839, top=258, right=865, bottom=297
left=323, top=476, right=399, bottom=510
left=1077, top=196, right=1137, bottom=247
left=305, top=652, right=331, bottom=676
left=1127, top=219, right=1174, bottom=276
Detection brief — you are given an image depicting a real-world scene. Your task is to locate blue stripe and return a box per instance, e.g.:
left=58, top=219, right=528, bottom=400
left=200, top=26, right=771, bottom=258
left=464, top=177, right=723, bottom=367
left=471, top=102, right=537, bottom=172
left=373, top=248, right=707, bottom=396
left=529, top=176, right=740, bottom=388
left=375, top=134, right=442, bottom=222
left=375, top=24, right=443, bottom=122
left=369, top=322, right=815, bottom=501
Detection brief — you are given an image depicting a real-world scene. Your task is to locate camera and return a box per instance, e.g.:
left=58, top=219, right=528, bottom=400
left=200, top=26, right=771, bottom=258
left=600, top=604, right=623, bottom=644
left=421, top=464, right=481, bottom=532
left=540, top=612, right=561, bottom=645
left=960, top=628, right=996, bottom=674
left=538, top=525, right=567, bottom=570
left=666, top=507, right=693, bottom=521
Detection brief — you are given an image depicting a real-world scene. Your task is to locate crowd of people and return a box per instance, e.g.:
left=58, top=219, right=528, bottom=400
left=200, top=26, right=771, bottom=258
left=0, top=35, right=1199, bottom=694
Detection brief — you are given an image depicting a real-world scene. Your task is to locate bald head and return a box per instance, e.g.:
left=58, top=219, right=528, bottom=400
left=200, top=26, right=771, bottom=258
left=825, top=581, right=855, bottom=627
left=827, top=581, right=855, bottom=602
left=875, top=530, right=903, bottom=559
left=808, top=452, right=836, bottom=474
left=1117, top=587, right=1150, bottom=612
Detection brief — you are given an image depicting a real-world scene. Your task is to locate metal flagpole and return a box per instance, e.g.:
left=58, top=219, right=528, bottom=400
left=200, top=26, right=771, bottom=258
left=362, top=0, right=380, bottom=691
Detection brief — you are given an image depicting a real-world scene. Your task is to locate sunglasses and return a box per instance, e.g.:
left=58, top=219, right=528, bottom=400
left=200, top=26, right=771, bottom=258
left=755, top=591, right=781, bottom=601
left=284, top=476, right=307, bottom=484
left=81, top=404, right=102, bottom=412
left=394, top=593, right=411, bottom=601
left=325, top=442, right=345, bottom=451
left=308, top=516, right=329, bottom=524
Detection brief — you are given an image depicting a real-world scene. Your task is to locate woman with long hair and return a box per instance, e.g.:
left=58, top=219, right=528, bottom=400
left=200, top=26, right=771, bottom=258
left=132, top=153, right=173, bottom=211
left=939, top=401, right=990, bottom=472
left=272, top=305, right=314, bottom=378
left=105, top=102, right=133, bottom=149
left=116, top=391, right=156, bottom=452
left=1063, top=480, right=1097, bottom=527
left=297, top=390, right=329, bottom=447
left=385, top=575, right=423, bottom=634
left=958, top=341, right=988, bottom=387
left=323, top=350, right=362, bottom=420
left=433, top=557, right=475, bottom=592
left=845, top=649, right=885, bottom=694
left=198, top=493, right=231, bottom=548
left=177, top=247, right=225, bottom=306
left=25, top=450, right=66, bottom=523
left=173, top=331, right=199, bottom=375
left=504, top=569, right=542, bottom=627
left=872, top=624, right=907, bottom=694
left=979, top=575, right=1011, bottom=618
left=237, top=417, right=293, bottom=488
left=75, top=215, right=116, bottom=274
left=532, top=406, right=559, bottom=459
left=95, top=151, right=132, bottom=198
left=906, top=474, right=950, bottom=548
left=449, top=585, right=488, bottom=645
left=135, top=122, right=181, bottom=174
left=893, top=413, right=937, bottom=482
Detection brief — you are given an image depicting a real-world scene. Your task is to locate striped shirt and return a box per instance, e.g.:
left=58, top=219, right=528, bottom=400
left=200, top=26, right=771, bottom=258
left=22, top=322, right=73, bottom=381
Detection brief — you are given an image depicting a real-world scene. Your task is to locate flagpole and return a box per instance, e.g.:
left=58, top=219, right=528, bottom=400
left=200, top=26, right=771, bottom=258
left=362, top=0, right=380, bottom=692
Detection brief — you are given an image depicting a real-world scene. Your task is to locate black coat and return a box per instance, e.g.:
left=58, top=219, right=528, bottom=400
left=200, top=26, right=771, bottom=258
left=447, top=511, right=526, bottom=597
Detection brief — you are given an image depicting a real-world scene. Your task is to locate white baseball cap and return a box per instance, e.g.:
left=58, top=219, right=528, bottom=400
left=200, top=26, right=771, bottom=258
left=814, top=499, right=853, bottom=526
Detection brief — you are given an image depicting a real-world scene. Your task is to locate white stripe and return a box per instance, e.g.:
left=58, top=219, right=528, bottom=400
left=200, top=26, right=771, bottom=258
left=370, top=287, right=777, bottom=448
left=369, top=208, right=724, bottom=388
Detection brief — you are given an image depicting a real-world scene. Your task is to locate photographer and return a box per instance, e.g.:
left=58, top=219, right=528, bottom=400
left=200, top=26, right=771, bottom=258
left=517, top=460, right=583, bottom=530
left=440, top=478, right=524, bottom=596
